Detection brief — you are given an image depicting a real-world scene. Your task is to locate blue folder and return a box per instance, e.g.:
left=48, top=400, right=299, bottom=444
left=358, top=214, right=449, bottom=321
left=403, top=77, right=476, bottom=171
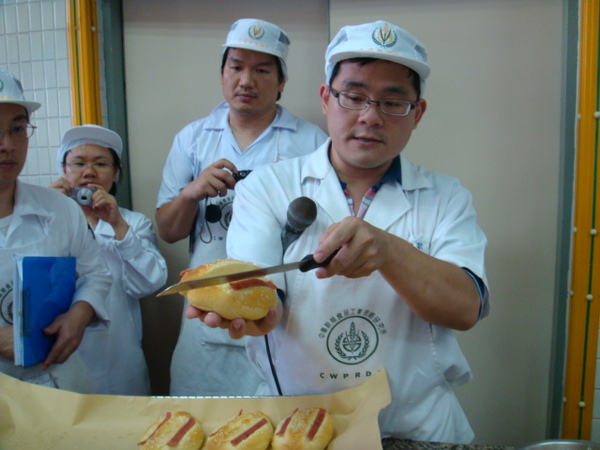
left=14, top=257, right=76, bottom=368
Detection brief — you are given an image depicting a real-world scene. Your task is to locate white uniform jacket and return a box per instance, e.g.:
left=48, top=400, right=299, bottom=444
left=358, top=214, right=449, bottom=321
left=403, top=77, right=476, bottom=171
left=77, top=208, right=167, bottom=395
left=158, top=101, right=328, bottom=396
left=228, top=141, right=489, bottom=443
left=0, top=182, right=111, bottom=392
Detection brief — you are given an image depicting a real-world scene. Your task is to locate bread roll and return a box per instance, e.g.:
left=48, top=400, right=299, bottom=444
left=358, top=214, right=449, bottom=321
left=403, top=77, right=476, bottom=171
left=180, top=259, right=278, bottom=320
left=138, top=411, right=204, bottom=450
left=271, top=407, right=334, bottom=450
left=205, top=410, right=274, bottom=450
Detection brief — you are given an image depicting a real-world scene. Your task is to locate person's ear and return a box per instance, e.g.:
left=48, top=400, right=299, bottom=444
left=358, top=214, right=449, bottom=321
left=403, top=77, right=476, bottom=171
left=319, top=84, right=331, bottom=115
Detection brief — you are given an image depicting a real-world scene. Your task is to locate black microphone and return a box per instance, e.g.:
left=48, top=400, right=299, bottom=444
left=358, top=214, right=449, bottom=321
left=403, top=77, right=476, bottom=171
left=281, top=197, right=317, bottom=251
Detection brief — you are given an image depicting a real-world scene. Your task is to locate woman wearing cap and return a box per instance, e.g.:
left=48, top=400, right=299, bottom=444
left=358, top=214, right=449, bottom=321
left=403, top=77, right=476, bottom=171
left=50, top=124, right=167, bottom=395
left=0, top=68, right=112, bottom=393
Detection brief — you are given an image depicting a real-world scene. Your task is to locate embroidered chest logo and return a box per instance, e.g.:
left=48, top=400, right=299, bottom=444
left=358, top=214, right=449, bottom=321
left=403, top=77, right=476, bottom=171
left=334, top=320, right=372, bottom=362
left=320, top=310, right=386, bottom=366
left=371, top=23, right=397, bottom=49
left=0, top=281, right=13, bottom=325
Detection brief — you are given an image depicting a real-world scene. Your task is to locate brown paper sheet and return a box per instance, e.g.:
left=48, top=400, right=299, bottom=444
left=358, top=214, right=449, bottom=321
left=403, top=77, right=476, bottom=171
left=0, top=368, right=391, bottom=449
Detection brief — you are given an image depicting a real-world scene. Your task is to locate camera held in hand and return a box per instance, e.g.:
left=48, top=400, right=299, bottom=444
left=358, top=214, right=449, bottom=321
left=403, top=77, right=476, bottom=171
left=232, top=170, right=252, bottom=182
left=69, top=186, right=97, bottom=206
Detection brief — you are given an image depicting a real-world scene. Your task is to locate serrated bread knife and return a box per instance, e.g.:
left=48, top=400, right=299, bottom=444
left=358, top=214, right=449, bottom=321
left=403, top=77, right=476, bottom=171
left=157, top=250, right=339, bottom=297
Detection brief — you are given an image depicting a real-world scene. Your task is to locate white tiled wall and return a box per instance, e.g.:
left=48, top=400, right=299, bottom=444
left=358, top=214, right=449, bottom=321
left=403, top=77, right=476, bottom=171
left=1, top=0, right=73, bottom=187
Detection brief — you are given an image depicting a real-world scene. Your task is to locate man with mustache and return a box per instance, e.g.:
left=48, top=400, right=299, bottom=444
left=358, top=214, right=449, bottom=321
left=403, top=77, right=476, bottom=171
left=157, top=18, right=327, bottom=396
left=193, top=21, right=489, bottom=442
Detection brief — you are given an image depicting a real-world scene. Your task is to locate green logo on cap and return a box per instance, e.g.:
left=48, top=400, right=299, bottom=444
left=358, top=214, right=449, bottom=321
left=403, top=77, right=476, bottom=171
left=372, top=23, right=397, bottom=48
left=248, top=23, right=265, bottom=41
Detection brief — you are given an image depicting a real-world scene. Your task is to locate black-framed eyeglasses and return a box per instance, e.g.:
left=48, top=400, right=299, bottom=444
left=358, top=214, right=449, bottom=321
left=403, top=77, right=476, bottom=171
left=0, top=124, right=36, bottom=140
left=329, top=87, right=416, bottom=117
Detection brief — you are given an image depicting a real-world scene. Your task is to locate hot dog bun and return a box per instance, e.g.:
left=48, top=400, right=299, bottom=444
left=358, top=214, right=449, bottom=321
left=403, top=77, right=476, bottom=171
left=180, top=259, right=278, bottom=320
left=138, top=411, right=204, bottom=450
left=271, top=407, right=334, bottom=450
left=205, top=410, right=274, bottom=450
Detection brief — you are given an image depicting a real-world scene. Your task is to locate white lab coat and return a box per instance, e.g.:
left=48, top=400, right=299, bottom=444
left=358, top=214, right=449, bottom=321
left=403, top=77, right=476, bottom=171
left=0, top=182, right=111, bottom=393
left=228, top=141, right=489, bottom=443
left=158, top=102, right=327, bottom=396
left=77, top=208, right=167, bottom=395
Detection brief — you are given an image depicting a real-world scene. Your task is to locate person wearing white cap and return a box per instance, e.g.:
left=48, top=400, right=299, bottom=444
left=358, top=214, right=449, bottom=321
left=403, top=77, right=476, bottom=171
left=157, top=18, right=327, bottom=396
left=195, top=21, right=489, bottom=443
left=49, top=124, right=167, bottom=395
left=0, top=68, right=112, bottom=393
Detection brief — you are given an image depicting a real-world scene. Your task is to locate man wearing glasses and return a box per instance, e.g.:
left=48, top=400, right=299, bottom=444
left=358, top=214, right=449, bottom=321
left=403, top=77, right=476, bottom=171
left=0, top=68, right=111, bottom=393
left=191, top=22, right=489, bottom=443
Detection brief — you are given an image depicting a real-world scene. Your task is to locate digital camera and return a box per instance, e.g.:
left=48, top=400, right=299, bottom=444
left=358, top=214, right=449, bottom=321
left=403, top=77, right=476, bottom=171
left=69, top=186, right=97, bottom=206
left=232, top=170, right=252, bottom=182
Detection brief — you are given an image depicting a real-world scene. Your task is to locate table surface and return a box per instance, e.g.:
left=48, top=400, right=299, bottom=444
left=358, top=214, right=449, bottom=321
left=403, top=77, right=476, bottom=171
left=382, top=438, right=514, bottom=450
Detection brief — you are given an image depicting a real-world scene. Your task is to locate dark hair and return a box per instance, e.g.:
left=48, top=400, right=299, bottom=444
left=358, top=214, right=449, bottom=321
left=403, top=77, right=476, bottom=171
left=329, top=57, right=421, bottom=100
left=221, top=48, right=284, bottom=101
left=107, top=148, right=122, bottom=196
left=62, top=148, right=122, bottom=196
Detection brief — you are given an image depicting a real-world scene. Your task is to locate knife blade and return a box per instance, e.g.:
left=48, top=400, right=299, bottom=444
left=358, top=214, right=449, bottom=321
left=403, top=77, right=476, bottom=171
left=157, top=250, right=339, bottom=297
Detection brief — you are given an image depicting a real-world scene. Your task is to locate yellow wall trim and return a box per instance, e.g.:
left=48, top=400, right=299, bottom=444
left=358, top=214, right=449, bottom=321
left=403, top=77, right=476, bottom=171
left=66, top=0, right=102, bottom=126
left=562, top=0, right=600, bottom=439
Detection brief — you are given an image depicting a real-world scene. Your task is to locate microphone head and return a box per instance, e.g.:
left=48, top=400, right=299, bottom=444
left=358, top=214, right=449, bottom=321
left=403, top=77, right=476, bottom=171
left=287, top=197, right=317, bottom=232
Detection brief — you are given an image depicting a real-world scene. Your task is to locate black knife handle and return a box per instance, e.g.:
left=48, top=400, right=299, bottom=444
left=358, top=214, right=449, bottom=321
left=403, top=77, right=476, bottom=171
left=299, top=248, right=340, bottom=272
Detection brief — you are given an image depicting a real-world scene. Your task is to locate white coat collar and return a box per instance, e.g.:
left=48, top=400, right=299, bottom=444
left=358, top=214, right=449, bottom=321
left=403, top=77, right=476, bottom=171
left=13, top=181, right=54, bottom=220
left=399, top=154, right=433, bottom=191
left=203, top=102, right=299, bottom=132
left=9, top=181, right=55, bottom=238
left=299, top=140, right=434, bottom=227
left=95, top=217, right=116, bottom=239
